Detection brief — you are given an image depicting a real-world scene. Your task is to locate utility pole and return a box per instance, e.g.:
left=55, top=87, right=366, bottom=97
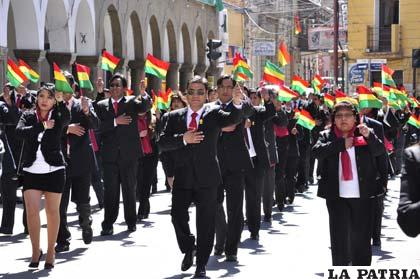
left=333, top=0, right=339, bottom=88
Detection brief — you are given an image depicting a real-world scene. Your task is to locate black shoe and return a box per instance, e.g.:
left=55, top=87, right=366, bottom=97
left=263, top=215, right=272, bottom=222
left=44, top=262, right=54, bottom=269
left=100, top=228, right=114, bottom=236
left=137, top=214, right=149, bottom=221
left=250, top=233, right=259, bottom=241
left=0, top=227, right=13, bottom=235
left=214, top=247, right=224, bottom=256
left=194, top=265, right=206, bottom=278
left=277, top=203, right=284, bottom=212
left=225, top=254, right=238, bottom=262
left=28, top=250, right=43, bottom=268
left=181, top=249, right=196, bottom=271
left=82, top=228, right=93, bottom=244
left=55, top=243, right=70, bottom=253
left=372, top=239, right=381, bottom=247
left=127, top=225, right=137, bottom=232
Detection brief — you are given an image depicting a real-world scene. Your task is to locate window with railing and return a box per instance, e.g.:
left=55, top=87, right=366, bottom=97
left=367, top=26, right=391, bottom=52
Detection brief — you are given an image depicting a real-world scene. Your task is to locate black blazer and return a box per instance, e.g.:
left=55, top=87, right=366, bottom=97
left=95, top=95, right=152, bottom=163
left=248, top=102, right=276, bottom=169
left=216, top=100, right=255, bottom=173
left=0, top=101, right=20, bottom=174
left=286, top=111, right=304, bottom=157
left=313, top=128, right=386, bottom=199
left=15, top=102, right=71, bottom=168
left=397, top=144, right=420, bottom=237
left=158, top=103, right=247, bottom=189
left=64, top=99, right=99, bottom=176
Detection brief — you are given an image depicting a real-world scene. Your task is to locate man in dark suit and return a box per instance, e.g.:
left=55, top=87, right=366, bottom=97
left=244, top=89, right=275, bottom=239
left=55, top=90, right=99, bottom=252
left=158, top=76, right=248, bottom=278
left=95, top=73, right=151, bottom=235
left=214, top=76, right=254, bottom=262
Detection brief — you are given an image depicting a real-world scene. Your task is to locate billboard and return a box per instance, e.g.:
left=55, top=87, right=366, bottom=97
left=308, top=27, right=347, bottom=50
left=252, top=40, right=276, bottom=56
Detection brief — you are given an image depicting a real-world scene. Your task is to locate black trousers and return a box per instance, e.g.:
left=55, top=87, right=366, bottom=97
left=136, top=154, right=158, bottom=216
left=57, top=172, right=91, bottom=245
left=296, top=142, right=310, bottom=188
left=91, top=151, right=104, bottom=206
left=0, top=174, right=18, bottom=232
left=262, top=165, right=275, bottom=218
left=285, top=155, right=299, bottom=203
left=326, top=198, right=373, bottom=266
left=275, top=137, right=289, bottom=205
left=371, top=195, right=384, bottom=243
left=244, top=157, right=265, bottom=235
left=171, top=186, right=217, bottom=267
left=102, top=160, right=138, bottom=230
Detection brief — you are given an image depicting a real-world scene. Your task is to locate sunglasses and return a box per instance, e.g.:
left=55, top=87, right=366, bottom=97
left=187, top=89, right=206, bottom=96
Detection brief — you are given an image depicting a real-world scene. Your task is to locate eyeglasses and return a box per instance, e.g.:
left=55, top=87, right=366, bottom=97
left=109, top=83, right=122, bottom=88
left=335, top=113, right=355, bottom=120
left=187, top=89, right=206, bottom=96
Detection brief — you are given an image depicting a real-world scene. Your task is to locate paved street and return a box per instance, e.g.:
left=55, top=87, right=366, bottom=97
left=1, top=164, right=419, bottom=279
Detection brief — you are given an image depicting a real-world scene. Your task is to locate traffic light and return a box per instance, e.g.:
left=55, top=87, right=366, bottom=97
left=207, top=39, right=222, bottom=61
left=413, top=49, right=420, bottom=68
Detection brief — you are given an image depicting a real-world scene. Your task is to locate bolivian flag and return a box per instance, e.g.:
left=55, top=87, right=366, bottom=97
left=7, top=58, right=28, bottom=87
left=277, top=85, right=299, bottom=102
left=335, top=90, right=358, bottom=106
left=296, top=109, right=316, bottom=130
left=407, top=114, right=420, bottom=129
left=294, top=16, right=302, bottom=35
left=145, top=53, right=170, bottom=80
left=233, top=53, right=253, bottom=81
left=157, top=88, right=173, bottom=111
left=324, top=93, right=335, bottom=109
left=357, top=85, right=382, bottom=109
left=291, top=75, right=309, bottom=95
left=101, top=50, right=120, bottom=73
left=76, top=63, right=93, bottom=91
left=263, top=60, right=285, bottom=85
left=18, top=59, right=39, bottom=83
left=381, top=65, right=396, bottom=88
left=278, top=41, right=291, bottom=67
left=53, top=63, right=73, bottom=93
left=372, top=82, right=383, bottom=96
left=311, top=74, right=325, bottom=93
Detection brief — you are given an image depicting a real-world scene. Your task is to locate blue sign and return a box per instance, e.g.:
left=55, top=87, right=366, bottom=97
left=349, top=64, right=364, bottom=85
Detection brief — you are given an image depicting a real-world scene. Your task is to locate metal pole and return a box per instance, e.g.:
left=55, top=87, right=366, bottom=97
left=333, top=0, right=339, bottom=87
left=413, top=67, right=417, bottom=96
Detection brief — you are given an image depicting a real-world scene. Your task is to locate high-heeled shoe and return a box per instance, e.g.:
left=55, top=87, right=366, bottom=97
left=44, top=262, right=55, bottom=269
left=28, top=250, right=43, bottom=268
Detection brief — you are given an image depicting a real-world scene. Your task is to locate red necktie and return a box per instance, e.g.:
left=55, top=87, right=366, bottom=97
left=189, top=112, right=198, bottom=130
left=16, top=95, right=21, bottom=108
left=113, top=101, right=118, bottom=115
left=88, top=129, right=99, bottom=152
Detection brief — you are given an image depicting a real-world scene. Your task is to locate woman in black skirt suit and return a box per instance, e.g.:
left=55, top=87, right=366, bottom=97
left=16, top=84, right=70, bottom=269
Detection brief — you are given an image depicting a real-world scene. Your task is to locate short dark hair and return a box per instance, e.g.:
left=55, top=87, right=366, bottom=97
left=109, top=73, right=128, bottom=88
left=37, top=82, right=55, bottom=97
left=248, top=88, right=260, bottom=99
left=187, top=75, right=208, bottom=91
left=331, top=101, right=358, bottom=123
left=216, top=75, right=236, bottom=88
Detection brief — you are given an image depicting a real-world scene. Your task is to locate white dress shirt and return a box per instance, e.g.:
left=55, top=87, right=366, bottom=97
left=245, top=127, right=257, bottom=158
left=338, top=146, right=360, bottom=198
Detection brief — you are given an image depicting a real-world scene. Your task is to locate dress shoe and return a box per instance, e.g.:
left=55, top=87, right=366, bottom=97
left=28, top=250, right=43, bottom=268
left=214, top=247, right=224, bottom=256
left=55, top=243, right=70, bottom=253
left=0, top=227, right=13, bottom=235
left=127, top=225, right=137, bottom=232
left=194, top=265, right=206, bottom=278
left=277, top=202, right=284, bottom=212
left=225, top=254, right=238, bottom=262
left=137, top=214, right=149, bottom=221
left=44, top=262, right=54, bottom=269
left=181, top=249, right=196, bottom=271
left=250, top=233, right=259, bottom=241
left=263, top=215, right=272, bottom=222
left=100, top=228, right=114, bottom=236
left=82, top=228, right=93, bottom=244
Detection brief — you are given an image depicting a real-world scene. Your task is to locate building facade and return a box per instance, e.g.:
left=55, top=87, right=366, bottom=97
left=0, top=0, right=220, bottom=94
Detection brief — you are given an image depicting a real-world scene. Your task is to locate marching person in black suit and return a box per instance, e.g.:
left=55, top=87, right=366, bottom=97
left=313, top=101, right=386, bottom=266
left=397, top=143, right=420, bottom=237
left=213, top=76, right=254, bottom=262
left=158, top=76, right=248, bottom=278
left=55, top=89, right=99, bottom=252
left=95, top=73, right=151, bottom=235
left=244, top=88, right=275, bottom=239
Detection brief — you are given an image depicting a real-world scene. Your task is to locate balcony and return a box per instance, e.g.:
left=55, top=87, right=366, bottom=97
left=365, top=24, right=400, bottom=55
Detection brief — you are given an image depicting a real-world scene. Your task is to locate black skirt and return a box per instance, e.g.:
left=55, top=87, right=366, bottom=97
left=22, top=169, right=66, bottom=194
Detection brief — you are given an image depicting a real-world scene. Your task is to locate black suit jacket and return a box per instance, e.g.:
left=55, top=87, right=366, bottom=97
left=313, top=128, right=386, bottom=199
left=95, top=95, right=152, bottom=163
left=0, top=101, right=20, bottom=174
left=64, top=99, right=99, bottom=177
left=216, top=100, right=255, bottom=173
left=397, top=144, right=420, bottom=237
left=158, top=103, right=247, bottom=189
left=15, top=102, right=71, bottom=168
left=248, top=102, right=275, bottom=169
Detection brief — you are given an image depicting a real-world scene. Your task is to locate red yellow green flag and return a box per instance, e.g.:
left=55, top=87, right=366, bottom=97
left=311, top=74, right=325, bottom=93
left=7, top=58, right=28, bottom=87
left=18, top=59, right=39, bottom=83
left=233, top=53, right=253, bottom=81
left=408, top=97, right=419, bottom=108
left=335, top=90, right=358, bottom=106
left=157, top=88, right=173, bottom=111
left=145, top=53, right=170, bottom=80
left=407, top=114, right=420, bottom=129
left=357, top=85, right=382, bottom=109
left=76, top=63, right=93, bottom=91
left=151, top=90, right=158, bottom=111
left=263, top=60, right=285, bottom=85
left=278, top=41, right=291, bottom=67
left=291, top=75, right=309, bottom=95
left=53, top=63, right=73, bottom=93
left=294, top=16, right=302, bottom=35
left=372, top=82, right=383, bottom=96
left=101, top=50, right=120, bottom=73
left=296, top=109, right=316, bottom=130
left=293, top=108, right=301, bottom=119
left=277, top=85, right=299, bottom=102
left=381, top=65, right=396, bottom=87
left=324, top=93, right=335, bottom=109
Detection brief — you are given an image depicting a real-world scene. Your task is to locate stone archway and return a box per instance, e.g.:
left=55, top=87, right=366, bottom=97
left=165, top=19, right=178, bottom=90
left=179, top=23, right=192, bottom=92
left=127, top=11, right=144, bottom=94
left=194, top=26, right=206, bottom=75
left=146, top=15, right=161, bottom=92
